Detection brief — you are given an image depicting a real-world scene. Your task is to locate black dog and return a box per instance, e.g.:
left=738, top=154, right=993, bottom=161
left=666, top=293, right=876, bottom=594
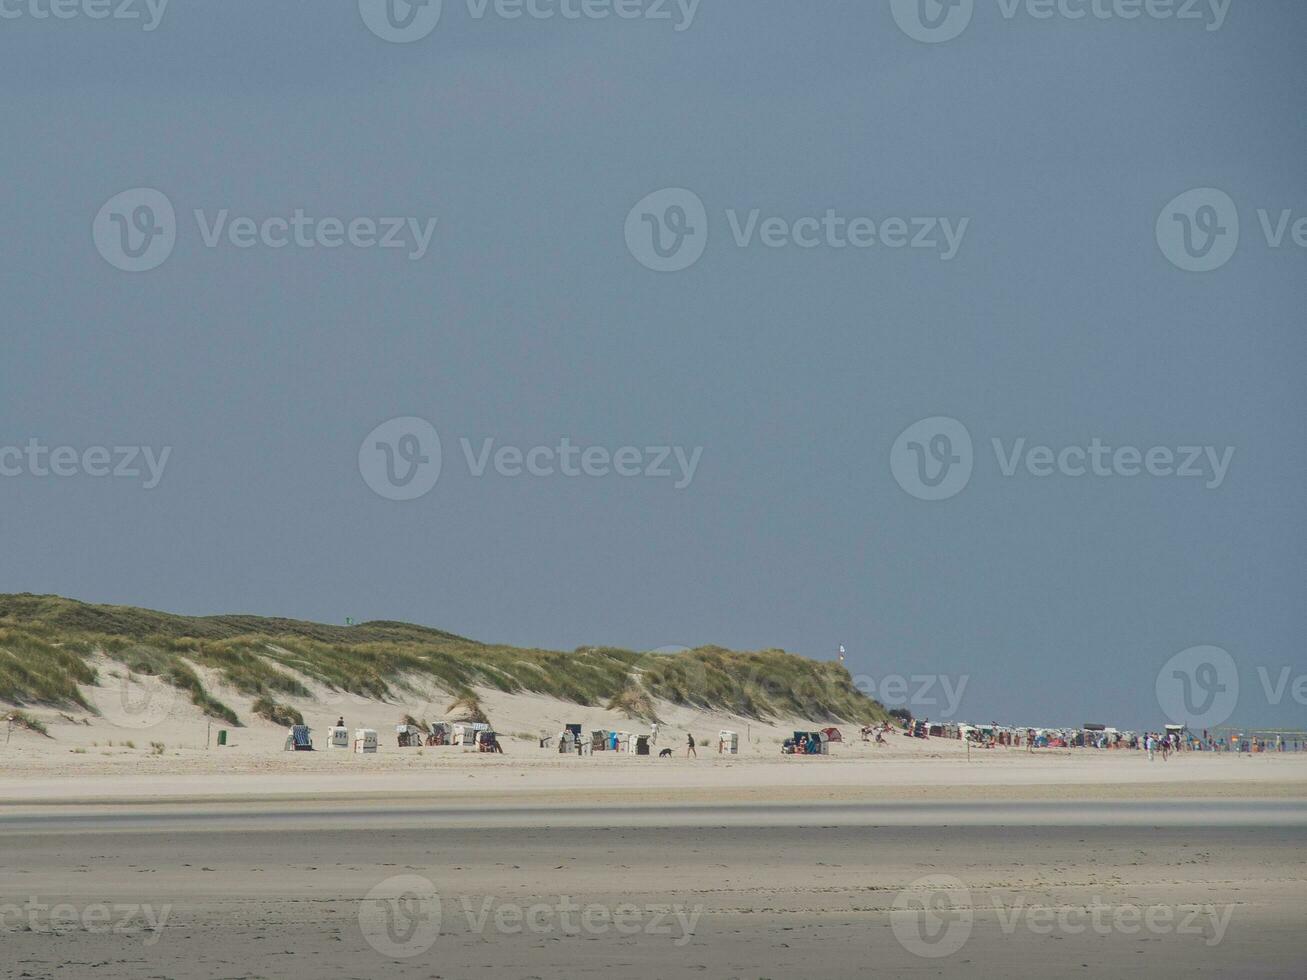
left=658, top=747, right=673, bottom=758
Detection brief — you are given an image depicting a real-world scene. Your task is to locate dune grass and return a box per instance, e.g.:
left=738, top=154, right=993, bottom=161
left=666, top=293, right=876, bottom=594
left=446, top=688, right=490, bottom=725
left=0, top=628, right=95, bottom=707
left=0, top=594, right=888, bottom=727
left=4, top=709, right=50, bottom=736
left=251, top=696, right=304, bottom=728
left=606, top=684, right=659, bottom=722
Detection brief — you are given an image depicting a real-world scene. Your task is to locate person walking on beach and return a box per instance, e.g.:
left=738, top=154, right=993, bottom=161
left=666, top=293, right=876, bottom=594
left=651, top=722, right=658, bottom=745
left=686, top=732, right=697, bottom=758
left=1146, top=733, right=1155, bottom=762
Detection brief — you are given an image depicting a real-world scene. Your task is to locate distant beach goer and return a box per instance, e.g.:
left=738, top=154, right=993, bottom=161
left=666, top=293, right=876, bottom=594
left=686, top=733, right=696, bottom=758
left=651, top=722, right=658, bottom=745
left=1146, top=734, right=1155, bottom=762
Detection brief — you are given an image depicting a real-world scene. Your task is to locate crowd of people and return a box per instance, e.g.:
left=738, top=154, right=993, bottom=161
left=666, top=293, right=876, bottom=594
left=893, top=716, right=1306, bottom=755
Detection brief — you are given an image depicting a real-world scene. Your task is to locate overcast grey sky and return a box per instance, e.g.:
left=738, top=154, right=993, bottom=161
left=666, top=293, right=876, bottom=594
left=2, top=0, right=1303, bottom=730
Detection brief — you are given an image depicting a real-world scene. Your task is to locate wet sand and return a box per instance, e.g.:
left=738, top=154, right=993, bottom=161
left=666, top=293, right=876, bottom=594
left=5, top=708, right=1306, bottom=978
left=3, top=800, right=1305, bottom=979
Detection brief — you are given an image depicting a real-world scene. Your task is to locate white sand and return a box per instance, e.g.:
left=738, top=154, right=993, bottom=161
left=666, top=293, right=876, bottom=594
left=3, top=669, right=1305, bottom=806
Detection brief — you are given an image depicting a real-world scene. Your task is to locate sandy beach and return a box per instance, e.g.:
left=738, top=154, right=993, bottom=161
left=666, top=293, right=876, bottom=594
left=4, top=750, right=1307, bottom=809
left=5, top=680, right=1307, bottom=978
left=5, top=670, right=1306, bottom=807
left=4, top=798, right=1306, bottom=979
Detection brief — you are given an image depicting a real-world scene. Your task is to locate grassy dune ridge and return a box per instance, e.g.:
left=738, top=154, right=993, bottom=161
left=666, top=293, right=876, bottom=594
left=0, top=594, right=887, bottom=727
